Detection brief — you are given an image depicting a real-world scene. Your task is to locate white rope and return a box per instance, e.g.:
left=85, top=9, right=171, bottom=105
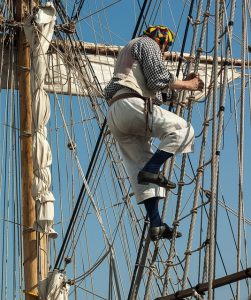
left=207, top=1, right=220, bottom=298
left=236, top=1, right=247, bottom=298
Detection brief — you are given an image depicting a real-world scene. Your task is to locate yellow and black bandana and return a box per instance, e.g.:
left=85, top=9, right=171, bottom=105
left=143, top=25, right=175, bottom=49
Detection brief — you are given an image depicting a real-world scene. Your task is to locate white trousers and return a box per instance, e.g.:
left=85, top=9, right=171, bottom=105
left=107, top=97, right=194, bottom=203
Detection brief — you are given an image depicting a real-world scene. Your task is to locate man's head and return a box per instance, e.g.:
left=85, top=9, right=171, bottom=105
left=143, top=25, right=175, bottom=52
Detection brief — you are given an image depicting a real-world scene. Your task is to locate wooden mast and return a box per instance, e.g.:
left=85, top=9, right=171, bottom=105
left=15, top=0, right=38, bottom=299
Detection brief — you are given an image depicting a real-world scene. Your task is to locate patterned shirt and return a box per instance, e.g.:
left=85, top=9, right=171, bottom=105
left=104, top=36, right=174, bottom=101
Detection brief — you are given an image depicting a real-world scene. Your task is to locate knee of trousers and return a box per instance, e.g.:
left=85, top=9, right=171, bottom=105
left=176, top=123, right=195, bottom=152
left=159, top=123, right=195, bottom=153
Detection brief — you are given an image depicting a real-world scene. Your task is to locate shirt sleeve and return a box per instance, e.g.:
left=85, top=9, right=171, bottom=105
left=131, top=37, right=175, bottom=92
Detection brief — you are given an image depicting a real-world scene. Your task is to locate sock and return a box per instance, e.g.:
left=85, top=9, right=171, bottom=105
left=143, top=197, right=162, bottom=227
left=142, top=150, right=173, bottom=174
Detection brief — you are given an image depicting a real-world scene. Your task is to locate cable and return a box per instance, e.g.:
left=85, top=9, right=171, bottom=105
left=132, top=0, right=149, bottom=39
left=175, top=0, right=195, bottom=77
left=54, top=119, right=107, bottom=269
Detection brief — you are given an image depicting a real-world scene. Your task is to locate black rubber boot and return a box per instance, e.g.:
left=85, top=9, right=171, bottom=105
left=149, top=223, right=182, bottom=241
left=137, top=171, right=176, bottom=189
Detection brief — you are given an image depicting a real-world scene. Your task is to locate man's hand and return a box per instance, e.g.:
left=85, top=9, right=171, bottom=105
left=183, top=72, right=198, bottom=81
left=184, top=73, right=204, bottom=91
left=169, top=73, right=204, bottom=92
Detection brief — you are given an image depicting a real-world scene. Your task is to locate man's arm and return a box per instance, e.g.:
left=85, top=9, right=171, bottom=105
left=170, top=73, right=204, bottom=91
left=132, top=37, right=175, bottom=91
left=132, top=38, right=204, bottom=93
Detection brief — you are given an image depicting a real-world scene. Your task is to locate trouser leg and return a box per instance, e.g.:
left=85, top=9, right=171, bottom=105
left=151, top=105, right=195, bottom=154
left=142, top=150, right=173, bottom=174
left=142, top=197, right=161, bottom=227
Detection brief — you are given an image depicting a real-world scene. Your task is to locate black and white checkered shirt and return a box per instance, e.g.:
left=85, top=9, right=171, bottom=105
left=104, top=36, right=174, bottom=101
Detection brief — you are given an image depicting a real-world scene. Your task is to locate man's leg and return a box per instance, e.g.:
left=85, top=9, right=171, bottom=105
left=142, top=196, right=182, bottom=241
left=138, top=105, right=194, bottom=188
left=137, top=150, right=176, bottom=188
left=142, top=150, right=173, bottom=174
left=143, top=197, right=161, bottom=227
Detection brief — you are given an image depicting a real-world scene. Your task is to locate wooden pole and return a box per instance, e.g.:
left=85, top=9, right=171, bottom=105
left=15, top=1, right=38, bottom=299
left=50, top=39, right=249, bottom=67
left=155, top=268, right=251, bottom=300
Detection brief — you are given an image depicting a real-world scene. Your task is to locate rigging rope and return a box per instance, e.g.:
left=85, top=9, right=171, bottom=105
left=132, top=0, right=149, bottom=39
left=144, top=0, right=200, bottom=296
left=182, top=0, right=210, bottom=290
left=207, top=2, right=220, bottom=298
left=236, top=0, right=247, bottom=298
left=54, top=120, right=107, bottom=269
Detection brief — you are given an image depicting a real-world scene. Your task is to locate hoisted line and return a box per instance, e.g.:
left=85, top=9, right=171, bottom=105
left=50, top=3, right=112, bottom=269
left=207, top=1, right=220, bottom=299
left=132, top=0, right=149, bottom=39
left=155, top=268, right=251, bottom=300
left=175, top=0, right=195, bottom=77
left=71, top=0, right=86, bottom=21
left=137, top=0, right=153, bottom=35
left=54, top=120, right=107, bottom=270
left=53, top=0, right=70, bottom=23
left=167, top=0, right=195, bottom=111
left=178, top=0, right=212, bottom=291
left=71, top=248, right=111, bottom=284
left=72, top=285, right=107, bottom=300
left=149, top=0, right=161, bottom=25
left=74, top=0, right=122, bottom=23
left=64, top=149, right=128, bottom=262
left=236, top=0, right=248, bottom=297
left=33, top=23, right=112, bottom=267
left=159, top=0, right=201, bottom=294
left=127, top=218, right=148, bottom=300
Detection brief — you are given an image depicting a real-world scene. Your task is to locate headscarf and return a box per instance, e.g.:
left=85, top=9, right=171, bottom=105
left=143, top=25, right=175, bottom=50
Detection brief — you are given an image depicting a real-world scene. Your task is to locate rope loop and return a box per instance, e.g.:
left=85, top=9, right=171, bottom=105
left=166, top=260, right=173, bottom=267
left=204, top=190, right=212, bottom=199
left=178, top=101, right=188, bottom=108
left=57, top=21, right=76, bottom=34
left=23, top=290, right=38, bottom=297
left=67, top=279, right=75, bottom=286
left=190, top=207, right=198, bottom=214
left=197, top=166, right=204, bottom=173
left=204, top=10, right=210, bottom=17
left=187, top=95, right=196, bottom=102
left=149, top=264, right=156, bottom=272
left=67, top=140, right=77, bottom=150
left=194, top=19, right=201, bottom=25
left=20, top=131, right=33, bottom=138
left=197, top=47, right=203, bottom=54
left=184, top=250, right=192, bottom=256
left=203, top=120, right=210, bottom=126
left=203, top=239, right=210, bottom=247
left=188, top=16, right=194, bottom=24
left=192, top=289, right=204, bottom=299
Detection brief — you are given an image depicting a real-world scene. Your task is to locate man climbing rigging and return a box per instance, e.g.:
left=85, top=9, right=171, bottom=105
left=105, top=25, right=204, bottom=242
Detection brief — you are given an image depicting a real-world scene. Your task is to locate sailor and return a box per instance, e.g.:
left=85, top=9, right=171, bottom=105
left=105, top=25, right=204, bottom=241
